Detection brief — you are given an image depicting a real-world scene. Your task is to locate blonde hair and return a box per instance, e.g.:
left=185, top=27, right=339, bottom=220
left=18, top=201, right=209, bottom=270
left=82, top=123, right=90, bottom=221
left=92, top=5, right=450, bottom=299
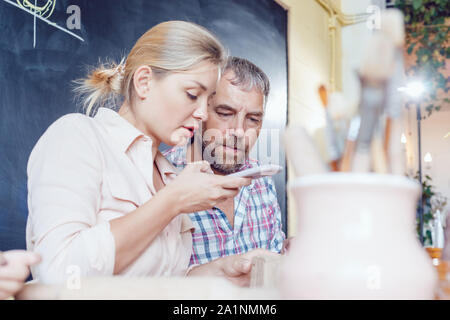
left=74, top=21, right=227, bottom=116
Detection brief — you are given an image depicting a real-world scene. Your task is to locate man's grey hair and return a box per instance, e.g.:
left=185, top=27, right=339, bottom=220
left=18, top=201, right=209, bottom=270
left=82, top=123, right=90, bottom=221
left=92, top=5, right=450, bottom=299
left=223, top=56, right=270, bottom=107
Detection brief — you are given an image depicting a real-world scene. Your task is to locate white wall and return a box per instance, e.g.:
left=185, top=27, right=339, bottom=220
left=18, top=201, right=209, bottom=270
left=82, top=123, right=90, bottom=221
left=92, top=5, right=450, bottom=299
left=406, top=106, right=450, bottom=201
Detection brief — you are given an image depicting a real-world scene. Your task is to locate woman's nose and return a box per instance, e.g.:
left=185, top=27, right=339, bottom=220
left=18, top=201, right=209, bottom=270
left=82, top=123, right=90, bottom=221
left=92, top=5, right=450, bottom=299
left=192, top=101, right=208, bottom=122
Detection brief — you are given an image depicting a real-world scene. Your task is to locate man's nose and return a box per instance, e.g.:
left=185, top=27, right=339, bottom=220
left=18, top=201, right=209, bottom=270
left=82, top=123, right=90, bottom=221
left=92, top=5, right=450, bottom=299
left=231, top=127, right=245, bottom=139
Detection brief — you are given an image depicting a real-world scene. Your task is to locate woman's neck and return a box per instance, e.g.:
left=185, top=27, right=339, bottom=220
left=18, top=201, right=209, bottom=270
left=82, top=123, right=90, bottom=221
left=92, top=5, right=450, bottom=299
left=118, top=103, right=159, bottom=162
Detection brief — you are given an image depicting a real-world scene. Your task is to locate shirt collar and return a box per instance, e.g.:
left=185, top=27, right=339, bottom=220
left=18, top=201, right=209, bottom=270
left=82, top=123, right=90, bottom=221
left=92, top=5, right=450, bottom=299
left=155, top=150, right=178, bottom=178
left=94, top=107, right=177, bottom=177
left=94, top=107, right=147, bottom=153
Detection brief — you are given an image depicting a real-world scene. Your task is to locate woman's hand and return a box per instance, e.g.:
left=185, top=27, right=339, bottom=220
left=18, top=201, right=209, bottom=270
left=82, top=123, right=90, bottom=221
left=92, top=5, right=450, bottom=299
left=166, top=161, right=251, bottom=214
left=187, top=249, right=279, bottom=287
left=0, top=250, right=41, bottom=299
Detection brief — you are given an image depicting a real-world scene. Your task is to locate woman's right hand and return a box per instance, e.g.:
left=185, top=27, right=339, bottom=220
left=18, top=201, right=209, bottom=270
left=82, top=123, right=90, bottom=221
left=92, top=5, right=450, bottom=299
left=166, top=161, right=251, bottom=214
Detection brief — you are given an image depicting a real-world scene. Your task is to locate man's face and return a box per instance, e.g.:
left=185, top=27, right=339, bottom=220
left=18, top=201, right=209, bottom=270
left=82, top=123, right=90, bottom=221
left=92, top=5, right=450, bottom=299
left=201, top=70, right=264, bottom=174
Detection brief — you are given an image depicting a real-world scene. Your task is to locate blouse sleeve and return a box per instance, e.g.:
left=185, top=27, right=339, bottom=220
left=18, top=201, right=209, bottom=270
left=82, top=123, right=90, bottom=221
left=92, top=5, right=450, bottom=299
left=26, top=114, right=116, bottom=284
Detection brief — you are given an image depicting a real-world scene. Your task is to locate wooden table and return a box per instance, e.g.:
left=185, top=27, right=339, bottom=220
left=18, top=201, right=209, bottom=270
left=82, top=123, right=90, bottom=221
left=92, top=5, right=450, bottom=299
left=15, top=255, right=283, bottom=300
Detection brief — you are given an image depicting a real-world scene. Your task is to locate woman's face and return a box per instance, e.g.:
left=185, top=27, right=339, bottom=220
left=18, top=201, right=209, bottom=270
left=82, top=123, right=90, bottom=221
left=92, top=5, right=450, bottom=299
left=132, top=61, right=219, bottom=147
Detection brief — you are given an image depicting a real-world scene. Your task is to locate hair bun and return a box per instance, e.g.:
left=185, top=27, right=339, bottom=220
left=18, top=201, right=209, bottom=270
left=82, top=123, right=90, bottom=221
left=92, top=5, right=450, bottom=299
left=88, top=59, right=125, bottom=95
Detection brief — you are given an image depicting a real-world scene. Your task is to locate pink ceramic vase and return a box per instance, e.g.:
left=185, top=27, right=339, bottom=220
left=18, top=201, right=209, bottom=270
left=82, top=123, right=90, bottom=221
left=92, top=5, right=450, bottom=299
left=280, top=173, right=437, bottom=299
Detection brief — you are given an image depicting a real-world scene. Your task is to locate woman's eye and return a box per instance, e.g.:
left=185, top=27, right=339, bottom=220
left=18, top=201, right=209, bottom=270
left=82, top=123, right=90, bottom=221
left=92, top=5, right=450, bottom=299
left=186, top=92, right=198, bottom=101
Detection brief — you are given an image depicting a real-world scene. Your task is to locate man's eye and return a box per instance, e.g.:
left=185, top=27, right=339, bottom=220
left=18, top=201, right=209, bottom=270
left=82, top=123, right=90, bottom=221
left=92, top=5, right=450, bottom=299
left=186, top=92, right=198, bottom=101
left=217, top=112, right=232, bottom=117
left=249, top=118, right=261, bottom=123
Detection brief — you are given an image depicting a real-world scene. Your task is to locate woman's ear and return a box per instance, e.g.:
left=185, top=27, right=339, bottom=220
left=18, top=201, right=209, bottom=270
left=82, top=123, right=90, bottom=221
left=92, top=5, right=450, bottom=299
left=133, top=65, right=153, bottom=100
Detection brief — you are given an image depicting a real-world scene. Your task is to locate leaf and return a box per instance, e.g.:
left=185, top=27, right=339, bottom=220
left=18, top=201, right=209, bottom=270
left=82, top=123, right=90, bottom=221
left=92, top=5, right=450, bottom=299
left=407, top=44, right=416, bottom=55
left=430, top=6, right=436, bottom=16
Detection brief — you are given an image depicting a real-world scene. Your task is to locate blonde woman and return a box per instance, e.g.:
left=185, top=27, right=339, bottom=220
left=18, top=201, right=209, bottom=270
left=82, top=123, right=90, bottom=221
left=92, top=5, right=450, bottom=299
left=26, top=21, right=273, bottom=286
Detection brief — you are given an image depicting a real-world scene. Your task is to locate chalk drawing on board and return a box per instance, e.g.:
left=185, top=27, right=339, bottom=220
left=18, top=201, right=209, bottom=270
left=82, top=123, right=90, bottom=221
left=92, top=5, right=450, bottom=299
left=16, top=0, right=56, bottom=19
left=16, top=0, right=56, bottom=47
left=3, top=0, right=84, bottom=48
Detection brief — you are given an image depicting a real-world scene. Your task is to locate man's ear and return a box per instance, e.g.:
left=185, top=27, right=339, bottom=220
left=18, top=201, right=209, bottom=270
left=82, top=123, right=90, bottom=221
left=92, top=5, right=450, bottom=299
left=133, top=65, right=153, bottom=100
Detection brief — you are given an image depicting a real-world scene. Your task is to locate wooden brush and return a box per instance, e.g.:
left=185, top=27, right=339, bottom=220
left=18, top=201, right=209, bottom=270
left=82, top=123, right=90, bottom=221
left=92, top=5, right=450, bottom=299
left=352, top=33, right=395, bottom=173
left=340, top=116, right=360, bottom=172
left=318, top=85, right=341, bottom=171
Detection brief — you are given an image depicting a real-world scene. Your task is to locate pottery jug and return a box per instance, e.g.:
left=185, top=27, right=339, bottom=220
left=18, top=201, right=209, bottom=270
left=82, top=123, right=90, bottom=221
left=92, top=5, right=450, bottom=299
left=280, top=173, right=437, bottom=299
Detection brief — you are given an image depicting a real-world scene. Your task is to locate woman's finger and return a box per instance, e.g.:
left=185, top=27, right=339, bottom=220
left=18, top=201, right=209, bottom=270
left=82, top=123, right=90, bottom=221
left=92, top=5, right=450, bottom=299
left=186, top=161, right=213, bottom=174
left=219, top=176, right=251, bottom=189
left=0, top=279, right=23, bottom=297
left=0, top=265, right=30, bottom=282
left=217, top=188, right=240, bottom=201
left=0, top=288, right=14, bottom=300
left=3, top=251, right=41, bottom=267
left=198, top=161, right=213, bottom=174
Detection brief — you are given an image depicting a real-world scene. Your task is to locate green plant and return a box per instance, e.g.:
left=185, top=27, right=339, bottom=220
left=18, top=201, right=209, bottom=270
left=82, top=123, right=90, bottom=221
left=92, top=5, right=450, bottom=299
left=393, top=0, right=450, bottom=118
left=413, top=173, right=435, bottom=245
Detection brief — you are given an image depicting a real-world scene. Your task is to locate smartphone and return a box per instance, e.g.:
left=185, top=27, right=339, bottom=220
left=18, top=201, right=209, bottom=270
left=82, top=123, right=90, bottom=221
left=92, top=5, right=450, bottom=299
left=228, top=164, right=283, bottom=179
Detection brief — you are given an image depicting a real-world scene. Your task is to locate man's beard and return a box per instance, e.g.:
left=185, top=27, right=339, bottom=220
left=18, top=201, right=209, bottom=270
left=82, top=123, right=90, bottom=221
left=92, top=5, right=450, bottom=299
left=201, top=136, right=247, bottom=174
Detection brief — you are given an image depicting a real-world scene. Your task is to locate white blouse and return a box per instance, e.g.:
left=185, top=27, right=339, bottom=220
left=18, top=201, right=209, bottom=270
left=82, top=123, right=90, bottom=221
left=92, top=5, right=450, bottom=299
left=26, top=107, right=194, bottom=284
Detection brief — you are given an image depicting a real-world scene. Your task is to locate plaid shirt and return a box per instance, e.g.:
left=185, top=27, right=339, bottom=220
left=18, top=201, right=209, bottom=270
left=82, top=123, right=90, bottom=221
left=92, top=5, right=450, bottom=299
left=163, top=146, right=285, bottom=266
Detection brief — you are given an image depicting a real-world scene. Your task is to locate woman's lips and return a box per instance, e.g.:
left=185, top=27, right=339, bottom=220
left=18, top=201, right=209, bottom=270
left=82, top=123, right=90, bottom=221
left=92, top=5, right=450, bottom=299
left=182, top=126, right=196, bottom=138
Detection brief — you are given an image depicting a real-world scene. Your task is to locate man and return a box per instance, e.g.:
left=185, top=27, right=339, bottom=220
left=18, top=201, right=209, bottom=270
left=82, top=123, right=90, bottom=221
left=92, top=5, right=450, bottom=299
left=164, top=57, right=286, bottom=266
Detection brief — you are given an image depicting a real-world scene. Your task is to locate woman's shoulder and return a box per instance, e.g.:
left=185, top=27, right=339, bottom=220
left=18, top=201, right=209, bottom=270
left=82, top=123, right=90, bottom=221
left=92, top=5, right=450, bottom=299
left=38, top=112, right=104, bottom=143
left=48, top=112, right=94, bottom=132
left=30, top=112, right=101, bottom=159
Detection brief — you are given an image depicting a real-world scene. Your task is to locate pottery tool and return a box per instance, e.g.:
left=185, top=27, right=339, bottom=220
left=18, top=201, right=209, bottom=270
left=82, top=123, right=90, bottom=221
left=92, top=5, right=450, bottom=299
left=351, top=33, right=395, bottom=172
left=283, top=126, right=328, bottom=177
left=379, top=9, right=407, bottom=175
left=339, top=116, right=360, bottom=172
left=318, top=85, right=341, bottom=171
left=327, top=92, right=352, bottom=165
left=371, top=126, right=389, bottom=174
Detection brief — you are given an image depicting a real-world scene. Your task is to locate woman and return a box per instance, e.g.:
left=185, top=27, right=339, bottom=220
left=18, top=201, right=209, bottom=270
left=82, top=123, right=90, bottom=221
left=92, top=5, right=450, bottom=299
left=26, top=21, right=271, bottom=286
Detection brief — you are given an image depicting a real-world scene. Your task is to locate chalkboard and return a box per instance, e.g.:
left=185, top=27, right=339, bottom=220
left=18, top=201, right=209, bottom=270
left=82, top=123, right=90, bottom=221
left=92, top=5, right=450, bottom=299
left=0, top=0, right=288, bottom=251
